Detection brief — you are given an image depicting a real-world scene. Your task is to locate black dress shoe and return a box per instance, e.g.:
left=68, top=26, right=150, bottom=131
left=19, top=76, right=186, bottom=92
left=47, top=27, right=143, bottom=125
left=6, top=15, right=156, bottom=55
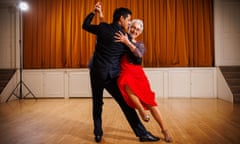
left=139, top=132, right=160, bottom=142
left=95, top=135, right=102, bottom=143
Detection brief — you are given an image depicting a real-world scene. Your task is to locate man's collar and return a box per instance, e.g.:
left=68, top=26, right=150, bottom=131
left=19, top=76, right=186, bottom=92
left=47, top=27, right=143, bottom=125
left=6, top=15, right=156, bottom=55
left=113, top=22, right=126, bottom=33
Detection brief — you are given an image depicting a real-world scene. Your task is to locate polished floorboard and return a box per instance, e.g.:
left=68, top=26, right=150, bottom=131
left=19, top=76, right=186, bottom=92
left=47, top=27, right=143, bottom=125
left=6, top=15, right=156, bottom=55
left=0, top=98, right=240, bottom=144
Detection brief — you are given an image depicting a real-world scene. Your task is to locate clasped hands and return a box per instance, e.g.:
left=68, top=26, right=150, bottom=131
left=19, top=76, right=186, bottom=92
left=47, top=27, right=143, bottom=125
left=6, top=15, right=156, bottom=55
left=94, top=2, right=104, bottom=18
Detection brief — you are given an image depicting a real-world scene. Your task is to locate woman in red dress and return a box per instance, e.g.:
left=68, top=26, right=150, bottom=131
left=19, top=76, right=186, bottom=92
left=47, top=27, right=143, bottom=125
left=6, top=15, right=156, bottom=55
left=115, top=19, right=173, bottom=142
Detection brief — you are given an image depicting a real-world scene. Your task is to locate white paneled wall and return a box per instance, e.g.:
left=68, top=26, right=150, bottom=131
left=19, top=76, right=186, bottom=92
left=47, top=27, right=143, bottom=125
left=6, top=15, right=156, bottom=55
left=23, top=71, right=43, bottom=97
left=144, top=69, right=165, bottom=98
left=216, top=68, right=233, bottom=102
left=43, top=72, right=65, bottom=97
left=168, top=70, right=191, bottom=98
left=19, top=68, right=217, bottom=99
left=191, top=70, right=216, bottom=98
left=68, top=71, right=91, bottom=97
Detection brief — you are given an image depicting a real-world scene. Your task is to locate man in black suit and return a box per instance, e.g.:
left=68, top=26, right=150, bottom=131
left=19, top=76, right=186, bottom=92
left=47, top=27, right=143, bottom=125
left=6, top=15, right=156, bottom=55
left=82, top=2, right=160, bottom=143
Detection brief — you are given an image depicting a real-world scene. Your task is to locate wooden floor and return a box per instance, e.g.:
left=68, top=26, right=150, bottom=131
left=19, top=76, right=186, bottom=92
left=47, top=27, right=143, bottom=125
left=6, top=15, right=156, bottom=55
left=0, top=98, right=240, bottom=144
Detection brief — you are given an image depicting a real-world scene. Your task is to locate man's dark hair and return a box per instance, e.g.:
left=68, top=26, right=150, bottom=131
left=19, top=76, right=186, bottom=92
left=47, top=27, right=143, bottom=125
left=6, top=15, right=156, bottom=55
left=113, top=7, right=132, bottom=23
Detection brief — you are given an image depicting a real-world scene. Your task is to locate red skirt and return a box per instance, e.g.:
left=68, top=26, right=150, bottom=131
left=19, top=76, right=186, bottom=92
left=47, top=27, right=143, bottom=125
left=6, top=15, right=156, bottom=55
left=118, top=55, right=157, bottom=109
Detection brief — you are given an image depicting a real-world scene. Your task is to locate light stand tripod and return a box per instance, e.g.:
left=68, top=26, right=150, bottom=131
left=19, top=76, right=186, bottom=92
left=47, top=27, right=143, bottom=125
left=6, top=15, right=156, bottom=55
left=6, top=2, right=36, bottom=102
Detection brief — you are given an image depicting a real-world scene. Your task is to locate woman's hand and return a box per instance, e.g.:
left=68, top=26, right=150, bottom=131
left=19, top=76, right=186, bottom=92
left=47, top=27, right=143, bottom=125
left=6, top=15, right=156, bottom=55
left=114, top=31, right=129, bottom=44
left=94, top=2, right=101, bottom=12
left=114, top=31, right=136, bottom=52
left=94, top=2, right=104, bottom=21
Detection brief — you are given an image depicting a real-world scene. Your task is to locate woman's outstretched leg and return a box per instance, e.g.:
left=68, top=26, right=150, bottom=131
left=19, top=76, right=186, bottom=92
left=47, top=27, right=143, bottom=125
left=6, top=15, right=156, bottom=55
left=125, top=85, right=150, bottom=122
left=147, top=105, right=173, bottom=142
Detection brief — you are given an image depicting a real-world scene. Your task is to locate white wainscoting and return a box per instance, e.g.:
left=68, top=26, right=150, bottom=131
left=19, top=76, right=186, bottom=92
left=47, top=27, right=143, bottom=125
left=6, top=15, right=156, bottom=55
left=18, top=68, right=217, bottom=99
left=191, top=69, right=216, bottom=98
left=216, top=67, right=233, bottom=102
left=67, top=71, right=91, bottom=98
left=145, top=68, right=217, bottom=98
left=168, top=70, right=191, bottom=98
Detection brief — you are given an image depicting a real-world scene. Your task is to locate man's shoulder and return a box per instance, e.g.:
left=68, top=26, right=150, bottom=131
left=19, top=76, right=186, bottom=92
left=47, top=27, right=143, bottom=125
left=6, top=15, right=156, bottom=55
left=98, top=22, right=111, bottom=29
left=98, top=22, right=121, bottom=33
left=99, top=22, right=115, bottom=27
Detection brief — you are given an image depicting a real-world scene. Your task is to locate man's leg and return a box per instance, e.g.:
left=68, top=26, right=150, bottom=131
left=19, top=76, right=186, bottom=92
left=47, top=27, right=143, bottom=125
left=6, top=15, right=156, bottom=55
left=90, top=70, right=104, bottom=138
left=105, top=77, right=160, bottom=142
left=105, top=77, right=147, bottom=137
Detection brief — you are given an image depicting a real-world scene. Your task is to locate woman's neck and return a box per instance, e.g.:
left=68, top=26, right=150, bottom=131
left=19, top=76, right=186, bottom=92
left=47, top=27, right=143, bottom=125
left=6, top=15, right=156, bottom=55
left=132, top=39, right=137, bottom=43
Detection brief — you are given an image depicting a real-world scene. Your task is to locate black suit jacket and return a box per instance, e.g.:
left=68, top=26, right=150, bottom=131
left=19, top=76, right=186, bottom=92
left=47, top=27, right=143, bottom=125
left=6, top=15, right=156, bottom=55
left=82, top=12, right=131, bottom=79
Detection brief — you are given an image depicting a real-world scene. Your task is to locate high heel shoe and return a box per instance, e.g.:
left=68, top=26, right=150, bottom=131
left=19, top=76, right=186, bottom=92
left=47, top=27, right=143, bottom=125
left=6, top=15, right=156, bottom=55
left=143, top=115, right=150, bottom=122
left=139, top=110, right=150, bottom=122
left=162, top=130, right=173, bottom=143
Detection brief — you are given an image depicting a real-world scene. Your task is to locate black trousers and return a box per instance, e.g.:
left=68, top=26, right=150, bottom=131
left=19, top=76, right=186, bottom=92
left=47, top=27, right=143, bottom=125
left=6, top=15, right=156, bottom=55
left=89, top=68, right=148, bottom=137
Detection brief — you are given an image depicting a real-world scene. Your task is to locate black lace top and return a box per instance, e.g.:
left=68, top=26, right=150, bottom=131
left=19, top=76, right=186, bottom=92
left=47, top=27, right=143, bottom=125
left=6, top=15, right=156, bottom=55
left=127, top=41, right=146, bottom=65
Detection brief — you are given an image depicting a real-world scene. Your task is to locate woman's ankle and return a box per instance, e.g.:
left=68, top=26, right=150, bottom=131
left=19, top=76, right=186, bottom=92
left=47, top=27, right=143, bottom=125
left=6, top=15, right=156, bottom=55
left=138, top=109, right=150, bottom=122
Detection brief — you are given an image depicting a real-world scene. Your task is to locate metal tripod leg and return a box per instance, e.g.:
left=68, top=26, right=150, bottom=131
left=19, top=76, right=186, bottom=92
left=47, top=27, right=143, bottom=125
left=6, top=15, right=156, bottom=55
left=6, top=81, right=37, bottom=102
